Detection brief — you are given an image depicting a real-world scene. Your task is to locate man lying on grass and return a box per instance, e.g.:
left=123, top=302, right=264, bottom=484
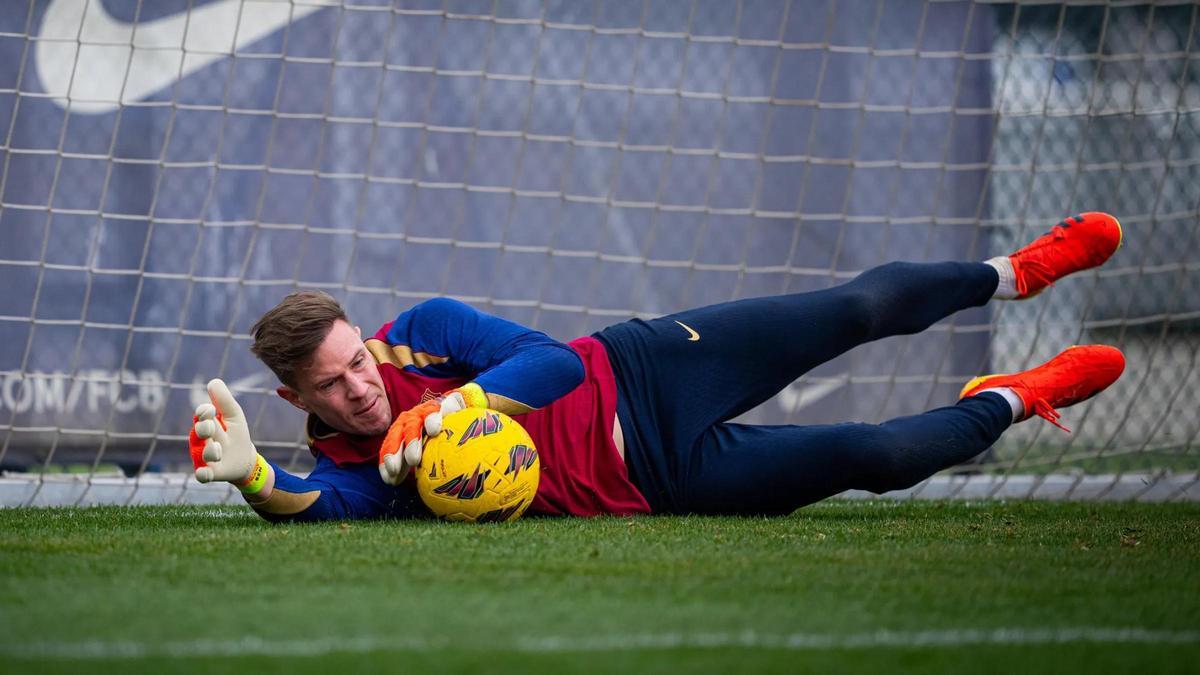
left=190, top=212, right=1126, bottom=522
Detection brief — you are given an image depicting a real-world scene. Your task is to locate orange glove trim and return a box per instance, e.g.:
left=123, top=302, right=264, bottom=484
left=188, top=411, right=226, bottom=472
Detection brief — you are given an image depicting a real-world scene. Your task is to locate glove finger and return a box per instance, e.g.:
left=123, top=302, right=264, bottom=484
left=381, top=421, right=405, bottom=459
left=194, top=403, right=216, bottom=421
left=207, top=378, right=246, bottom=422
left=194, top=419, right=216, bottom=440
left=202, top=440, right=222, bottom=463
left=380, top=454, right=409, bottom=485
left=195, top=466, right=214, bottom=483
left=424, top=410, right=443, bottom=437
left=383, top=452, right=403, bottom=476
left=379, top=455, right=399, bottom=485
left=442, top=392, right=466, bottom=414
left=403, top=438, right=423, bottom=468
left=401, top=418, right=422, bottom=447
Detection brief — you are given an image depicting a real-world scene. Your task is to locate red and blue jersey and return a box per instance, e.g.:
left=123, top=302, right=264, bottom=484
left=261, top=298, right=650, bottom=520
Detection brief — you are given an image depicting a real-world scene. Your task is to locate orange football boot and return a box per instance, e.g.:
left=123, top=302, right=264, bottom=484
left=1008, top=212, right=1122, bottom=298
left=960, top=345, right=1126, bottom=432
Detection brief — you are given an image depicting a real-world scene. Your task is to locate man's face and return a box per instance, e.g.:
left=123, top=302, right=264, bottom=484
left=280, top=320, right=393, bottom=436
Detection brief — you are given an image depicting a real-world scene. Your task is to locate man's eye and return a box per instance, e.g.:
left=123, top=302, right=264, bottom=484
left=320, top=381, right=335, bottom=391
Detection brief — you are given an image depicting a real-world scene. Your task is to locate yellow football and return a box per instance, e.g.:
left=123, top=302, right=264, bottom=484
left=416, top=408, right=540, bottom=523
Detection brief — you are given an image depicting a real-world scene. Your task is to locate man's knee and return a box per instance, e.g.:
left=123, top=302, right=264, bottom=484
left=846, top=430, right=925, bottom=494
left=839, top=261, right=914, bottom=338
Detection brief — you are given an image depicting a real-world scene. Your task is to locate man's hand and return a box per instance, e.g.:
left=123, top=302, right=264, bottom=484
left=190, top=378, right=258, bottom=484
left=378, top=389, right=479, bottom=485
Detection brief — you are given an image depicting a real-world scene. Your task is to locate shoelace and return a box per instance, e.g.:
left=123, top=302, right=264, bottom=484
left=1012, top=228, right=1068, bottom=296
left=1029, top=396, right=1071, bottom=433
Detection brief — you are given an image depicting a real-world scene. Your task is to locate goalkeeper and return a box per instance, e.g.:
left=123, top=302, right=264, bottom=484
left=191, top=213, right=1126, bottom=521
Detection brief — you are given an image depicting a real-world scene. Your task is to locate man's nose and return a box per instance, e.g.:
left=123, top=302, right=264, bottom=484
left=346, top=373, right=370, bottom=398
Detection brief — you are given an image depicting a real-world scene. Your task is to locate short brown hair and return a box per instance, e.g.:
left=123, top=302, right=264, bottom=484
left=250, top=290, right=349, bottom=388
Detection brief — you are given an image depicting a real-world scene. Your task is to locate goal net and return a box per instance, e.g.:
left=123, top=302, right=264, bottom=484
left=1, top=0, right=1196, bottom=506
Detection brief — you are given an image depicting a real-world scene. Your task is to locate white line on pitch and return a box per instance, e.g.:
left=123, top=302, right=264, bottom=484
left=3, top=627, right=1198, bottom=660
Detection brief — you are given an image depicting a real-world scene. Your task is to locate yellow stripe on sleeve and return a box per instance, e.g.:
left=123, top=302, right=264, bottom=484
left=364, top=338, right=450, bottom=369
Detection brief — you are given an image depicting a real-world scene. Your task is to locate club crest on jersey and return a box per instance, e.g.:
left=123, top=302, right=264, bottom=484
left=457, top=412, right=504, bottom=446
left=432, top=465, right=490, bottom=500
left=506, top=444, right=537, bottom=478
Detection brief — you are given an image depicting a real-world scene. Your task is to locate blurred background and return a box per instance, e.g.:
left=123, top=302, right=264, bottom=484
left=0, top=0, right=1196, bottom=499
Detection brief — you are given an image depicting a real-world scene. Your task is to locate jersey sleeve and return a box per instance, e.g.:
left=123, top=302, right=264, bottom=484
left=247, top=457, right=426, bottom=523
left=382, top=297, right=584, bottom=410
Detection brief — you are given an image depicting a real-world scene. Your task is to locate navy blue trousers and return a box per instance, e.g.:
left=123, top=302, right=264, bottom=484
left=596, top=261, right=1013, bottom=515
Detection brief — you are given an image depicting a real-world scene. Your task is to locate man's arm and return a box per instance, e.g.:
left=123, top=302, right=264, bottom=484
left=376, top=297, right=586, bottom=483
left=247, top=456, right=425, bottom=523
left=382, top=297, right=585, bottom=414
left=191, top=379, right=423, bottom=522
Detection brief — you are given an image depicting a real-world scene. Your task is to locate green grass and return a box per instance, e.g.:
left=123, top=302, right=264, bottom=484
left=1, top=501, right=1198, bottom=674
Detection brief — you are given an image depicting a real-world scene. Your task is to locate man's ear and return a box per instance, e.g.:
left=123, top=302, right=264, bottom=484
left=277, top=386, right=308, bottom=413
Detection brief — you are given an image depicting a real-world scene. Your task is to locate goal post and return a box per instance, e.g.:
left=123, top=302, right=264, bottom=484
left=0, top=0, right=1197, bottom=506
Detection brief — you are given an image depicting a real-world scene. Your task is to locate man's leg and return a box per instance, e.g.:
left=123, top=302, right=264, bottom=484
left=676, top=341, right=1126, bottom=515
left=605, top=212, right=1123, bottom=435
left=599, top=212, right=1123, bottom=511
left=602, top=260, right=999, bottom=441
left=600, top=260, right=998, bottom=511
left=679, top=394, right=1012, bottom=515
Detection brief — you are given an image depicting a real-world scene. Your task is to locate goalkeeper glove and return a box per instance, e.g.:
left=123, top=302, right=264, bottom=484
left=377, top=383, right=487, bottom=485
left=189, top=378, right=267, bottom=493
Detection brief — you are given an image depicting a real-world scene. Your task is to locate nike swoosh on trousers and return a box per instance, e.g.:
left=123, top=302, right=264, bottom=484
left=36, top=0, right=332, bottom=114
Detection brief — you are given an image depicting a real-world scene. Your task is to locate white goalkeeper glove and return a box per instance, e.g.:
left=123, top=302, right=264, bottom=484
left=189, top=378, right=260, bottom=484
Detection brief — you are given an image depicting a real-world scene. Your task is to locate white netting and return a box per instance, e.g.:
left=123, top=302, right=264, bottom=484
left=0, top=0, right=1196, bottom=505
